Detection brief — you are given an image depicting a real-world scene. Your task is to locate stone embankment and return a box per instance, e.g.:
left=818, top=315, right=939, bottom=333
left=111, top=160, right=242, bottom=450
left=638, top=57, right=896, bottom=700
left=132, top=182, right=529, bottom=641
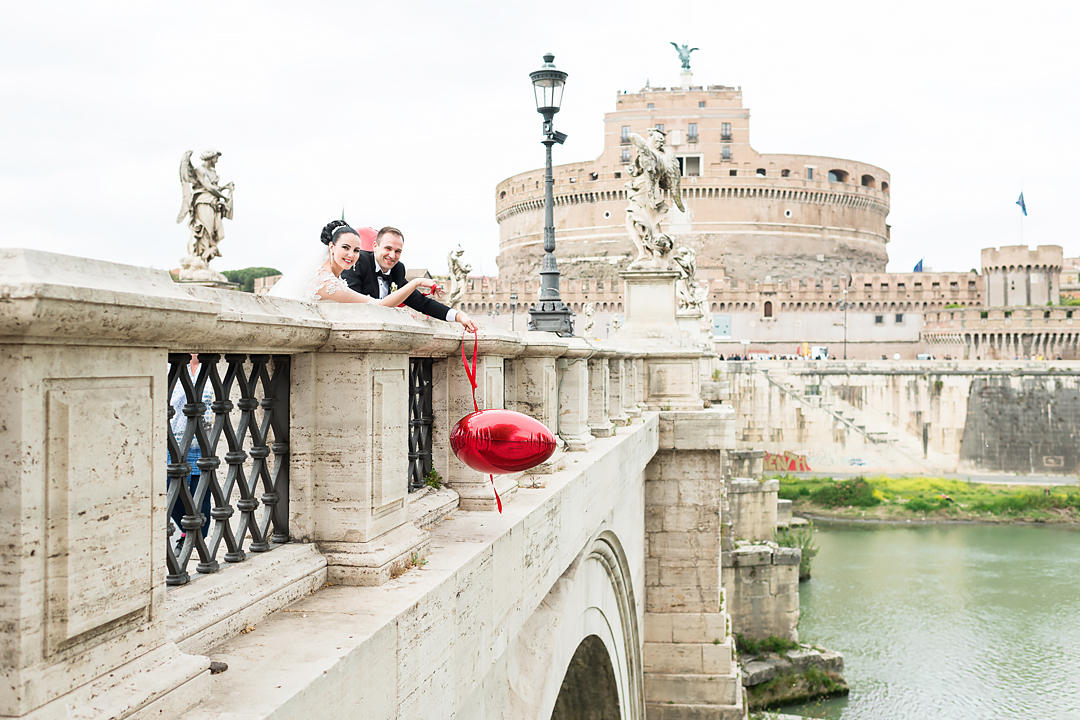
left=739, top=644, right=847, bottom=710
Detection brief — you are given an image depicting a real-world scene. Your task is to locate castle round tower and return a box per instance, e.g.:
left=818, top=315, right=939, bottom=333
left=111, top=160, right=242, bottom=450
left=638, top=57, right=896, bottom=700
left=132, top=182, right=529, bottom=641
left=495, top=82, right=891, bottom=286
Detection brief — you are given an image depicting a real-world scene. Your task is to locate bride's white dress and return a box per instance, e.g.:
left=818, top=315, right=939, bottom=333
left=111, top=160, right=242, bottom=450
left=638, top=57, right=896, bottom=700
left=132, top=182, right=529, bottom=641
left=267, top=248, right=351, bottom=302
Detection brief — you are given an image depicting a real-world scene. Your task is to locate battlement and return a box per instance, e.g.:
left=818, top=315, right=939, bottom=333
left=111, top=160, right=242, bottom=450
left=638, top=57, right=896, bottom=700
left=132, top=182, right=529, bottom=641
left=981, top=244, right=1063, bottom=271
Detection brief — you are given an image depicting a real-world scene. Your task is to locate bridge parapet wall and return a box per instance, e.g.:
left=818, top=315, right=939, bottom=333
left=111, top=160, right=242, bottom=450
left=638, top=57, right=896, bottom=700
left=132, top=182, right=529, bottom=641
left=0, top=248, right=739, bottom=719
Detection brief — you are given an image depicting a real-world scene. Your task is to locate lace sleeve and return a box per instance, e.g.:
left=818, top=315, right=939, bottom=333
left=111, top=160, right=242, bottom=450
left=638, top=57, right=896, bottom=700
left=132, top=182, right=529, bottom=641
left=311, top=269, right=351, bottom=303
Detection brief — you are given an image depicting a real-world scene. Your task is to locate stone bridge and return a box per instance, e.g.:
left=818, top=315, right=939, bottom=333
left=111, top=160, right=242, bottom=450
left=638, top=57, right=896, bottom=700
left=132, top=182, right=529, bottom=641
left=0, top=250, right=747, bottom=719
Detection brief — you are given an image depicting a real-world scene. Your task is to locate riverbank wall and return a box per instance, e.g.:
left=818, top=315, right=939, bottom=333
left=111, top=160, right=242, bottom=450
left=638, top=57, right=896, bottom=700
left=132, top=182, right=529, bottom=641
left=720, top=360, right=1080, bottom=476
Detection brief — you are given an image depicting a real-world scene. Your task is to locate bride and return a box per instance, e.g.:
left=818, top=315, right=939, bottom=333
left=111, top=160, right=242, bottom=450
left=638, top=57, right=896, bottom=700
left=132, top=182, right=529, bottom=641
left=269, top=220, right=436, bottom=304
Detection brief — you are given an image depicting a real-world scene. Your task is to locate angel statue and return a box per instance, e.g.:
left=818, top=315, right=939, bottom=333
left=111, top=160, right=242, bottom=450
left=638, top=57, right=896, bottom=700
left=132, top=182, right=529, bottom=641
left=670, top=42, right=698, bottom=71
left=176, top=150, right=234, bottom=281
left=672, top=246, right=709, bottom=314
left=625, top=128, right=685, bottom=269
left=582, top=302, right=595, bottom=336
left=447, top=245, right=472, bottom=307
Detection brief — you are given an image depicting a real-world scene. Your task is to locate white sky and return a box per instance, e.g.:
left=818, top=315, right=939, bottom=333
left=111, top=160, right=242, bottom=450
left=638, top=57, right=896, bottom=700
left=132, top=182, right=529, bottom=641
left=2, top=1, right=1076, bottom=277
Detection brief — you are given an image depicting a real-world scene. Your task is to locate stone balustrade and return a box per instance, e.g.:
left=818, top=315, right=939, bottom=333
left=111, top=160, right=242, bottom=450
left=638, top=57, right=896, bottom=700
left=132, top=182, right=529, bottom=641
left=0, top=248, right=727, bottom=719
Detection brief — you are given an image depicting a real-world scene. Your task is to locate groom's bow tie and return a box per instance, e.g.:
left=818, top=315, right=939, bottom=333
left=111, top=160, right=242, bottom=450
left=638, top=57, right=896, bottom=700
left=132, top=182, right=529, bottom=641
left=375, top=270, right=391, bottom=281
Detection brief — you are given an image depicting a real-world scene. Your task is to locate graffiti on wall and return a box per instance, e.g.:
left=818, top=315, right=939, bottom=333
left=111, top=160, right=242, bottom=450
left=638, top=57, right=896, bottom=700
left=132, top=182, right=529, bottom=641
left=763, top=450, right=812, bottom=472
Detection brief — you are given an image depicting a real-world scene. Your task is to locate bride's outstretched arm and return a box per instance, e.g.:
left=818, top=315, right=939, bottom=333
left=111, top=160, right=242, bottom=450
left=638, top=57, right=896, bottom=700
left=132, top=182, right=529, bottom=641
left=314, top=281, right=373, bottom=303
left=378, top=278, right=437, bottom=307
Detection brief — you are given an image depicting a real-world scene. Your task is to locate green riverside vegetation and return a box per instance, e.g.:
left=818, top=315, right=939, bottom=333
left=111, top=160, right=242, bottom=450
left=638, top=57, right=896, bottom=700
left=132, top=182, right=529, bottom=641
left=774, top=474, right=1080, bottom=523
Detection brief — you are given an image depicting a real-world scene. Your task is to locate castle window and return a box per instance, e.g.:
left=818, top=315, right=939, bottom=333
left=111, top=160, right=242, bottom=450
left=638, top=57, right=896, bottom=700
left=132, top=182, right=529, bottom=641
left=864, top=283, right=872, bottom=290
left=699, top=101, right=706, bottom=108
left=500, top=190, right=506, bottom=199
left=621, top=148, right=631, bottom=163
left=655, top=123, right=664, bottom=131
left=827, top=169, right=849, bottom=183
left=756, top=168, right=766, bottom=177
left=861, top=174, right=876, bottom=188
left=950, top=281, right=958, bottom=288
left=764, top=301, right=773, bottom=318
left=729, top=169, right=737, bottom=177
left=590, top=172, right=598, bottom=180
left=895, top=313, right=904, bottom=323
left=914, top=282, right=923, bottom=290
left=881, top=181, right=890, bottom=192
left=781, top=169, right=790, bottom=177
left=1044, top=310, right=1051, bottom=318
left=597, top=280, right=604, bottom=291
left=688, top=123, right=698, bottom=142
left=968, top=280, right=976, bottom=290
left=722, top=145, right=731, bottom=160
left=881, top=283, right=889, bottom=290
left=721, top=122, right=732, bottom=141
left=647, top=103, right=655, bottom=109
left=897, top=282, right=906, bottom=290
left=874, top=315, right=884, bottom=325
left=614, top=172, right=622, bottom=178
left=677, top=155, right=702, bottom=177
left=806, top=167, right=814, bottom=180
left=621, top=125, right=630, bottom=144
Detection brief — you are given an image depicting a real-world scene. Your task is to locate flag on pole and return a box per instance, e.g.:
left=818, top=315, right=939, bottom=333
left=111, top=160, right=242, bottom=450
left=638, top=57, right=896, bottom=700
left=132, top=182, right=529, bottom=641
left=1016, top=193, right=1027, bottom=216
left=913, top=259, right=924, bottom=273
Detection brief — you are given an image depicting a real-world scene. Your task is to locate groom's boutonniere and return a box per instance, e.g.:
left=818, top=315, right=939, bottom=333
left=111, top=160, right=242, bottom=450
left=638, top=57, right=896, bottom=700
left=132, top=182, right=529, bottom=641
left=390, top=282, right=399, bottom=293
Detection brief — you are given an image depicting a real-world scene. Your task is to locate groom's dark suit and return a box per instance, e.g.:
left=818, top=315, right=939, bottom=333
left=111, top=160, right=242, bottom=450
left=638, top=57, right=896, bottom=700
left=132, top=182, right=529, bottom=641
left=341, top=250, right=452, bottom=321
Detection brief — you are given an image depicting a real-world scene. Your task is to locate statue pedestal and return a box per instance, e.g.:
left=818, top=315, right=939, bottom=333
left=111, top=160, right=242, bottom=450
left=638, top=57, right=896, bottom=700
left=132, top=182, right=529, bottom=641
left=616, top=269, right=704, bottom=411
left=619, top=269, right=681, bottom=339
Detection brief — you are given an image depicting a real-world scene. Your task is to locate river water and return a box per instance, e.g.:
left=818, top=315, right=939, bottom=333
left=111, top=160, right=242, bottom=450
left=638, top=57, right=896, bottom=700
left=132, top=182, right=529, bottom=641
left=779, top=523, right=1080, bottom=719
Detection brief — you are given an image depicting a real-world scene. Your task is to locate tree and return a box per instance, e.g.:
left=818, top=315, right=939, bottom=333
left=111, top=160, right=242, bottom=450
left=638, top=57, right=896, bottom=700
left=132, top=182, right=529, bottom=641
left=221, top=267, right=281, bottom=293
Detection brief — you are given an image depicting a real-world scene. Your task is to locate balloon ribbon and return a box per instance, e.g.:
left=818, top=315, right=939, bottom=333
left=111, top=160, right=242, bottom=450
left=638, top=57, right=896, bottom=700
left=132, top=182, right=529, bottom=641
left=461, top=328, right=502, bottom=513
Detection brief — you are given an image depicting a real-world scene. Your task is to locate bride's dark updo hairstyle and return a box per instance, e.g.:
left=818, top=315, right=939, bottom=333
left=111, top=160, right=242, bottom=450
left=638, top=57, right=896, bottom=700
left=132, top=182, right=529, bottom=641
left=321, top=219, right=358, bottom=245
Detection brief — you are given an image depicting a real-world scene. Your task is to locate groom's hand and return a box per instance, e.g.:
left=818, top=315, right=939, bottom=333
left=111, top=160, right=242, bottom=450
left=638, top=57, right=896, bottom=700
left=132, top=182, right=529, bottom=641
left=455, top=311, right=478, bottom=333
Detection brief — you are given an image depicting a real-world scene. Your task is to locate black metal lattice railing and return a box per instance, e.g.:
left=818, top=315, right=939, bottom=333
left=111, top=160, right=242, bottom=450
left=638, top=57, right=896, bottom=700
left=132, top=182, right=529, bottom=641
left=408, top=357, right=434, bottom=491
left=166, top=353, right=290, bottom=586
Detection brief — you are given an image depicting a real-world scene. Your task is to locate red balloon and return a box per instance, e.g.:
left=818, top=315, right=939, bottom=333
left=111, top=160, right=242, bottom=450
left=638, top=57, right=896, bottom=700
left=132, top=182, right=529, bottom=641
left=450, top=409, right=557, bottom=474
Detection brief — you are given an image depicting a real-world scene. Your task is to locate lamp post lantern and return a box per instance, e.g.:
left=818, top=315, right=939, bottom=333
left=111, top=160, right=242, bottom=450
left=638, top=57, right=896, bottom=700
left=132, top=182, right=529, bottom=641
left=527, top=53, right=574, bottom=336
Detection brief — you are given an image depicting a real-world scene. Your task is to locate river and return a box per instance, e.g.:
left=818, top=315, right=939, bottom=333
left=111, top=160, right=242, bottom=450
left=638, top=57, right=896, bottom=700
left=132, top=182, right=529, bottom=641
left=779, top=522, right=1080, bottom=719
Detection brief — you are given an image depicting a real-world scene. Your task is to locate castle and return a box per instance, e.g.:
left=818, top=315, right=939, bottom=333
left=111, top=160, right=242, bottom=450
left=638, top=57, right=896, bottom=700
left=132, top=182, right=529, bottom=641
left=453, top=71, right=1077, bottom=359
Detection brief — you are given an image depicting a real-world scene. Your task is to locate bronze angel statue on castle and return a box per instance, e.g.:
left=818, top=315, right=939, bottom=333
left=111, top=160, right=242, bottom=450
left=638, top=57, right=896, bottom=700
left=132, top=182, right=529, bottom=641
left=176, top=149, right=234, bottom=281
left=624, top=128, right=685, bottom=268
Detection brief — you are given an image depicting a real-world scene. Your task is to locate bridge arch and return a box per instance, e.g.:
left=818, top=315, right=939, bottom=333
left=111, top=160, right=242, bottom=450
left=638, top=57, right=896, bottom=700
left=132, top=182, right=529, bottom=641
left=513, top=530, right=644, bottom=720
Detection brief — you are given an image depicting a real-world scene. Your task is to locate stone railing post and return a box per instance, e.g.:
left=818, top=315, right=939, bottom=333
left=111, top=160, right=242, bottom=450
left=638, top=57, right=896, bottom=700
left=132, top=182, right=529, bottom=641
left=588, top=348, right=616, bottom=438
left=289, top=308, right=443, bottom=585
left=505, top=332, right=569, bottom=476
left=557, top=338, right=594, bottom=451
left=641, top=349, right=705, bottom=411
left=0, top=250, right=218, bottom=718
left=607, top=350, right=630, bottom=427
left=622, top=356, right=642, bottom=420
left=643, top=408, right=744, bottom=717
left=433, top=330, right=522, bottom=510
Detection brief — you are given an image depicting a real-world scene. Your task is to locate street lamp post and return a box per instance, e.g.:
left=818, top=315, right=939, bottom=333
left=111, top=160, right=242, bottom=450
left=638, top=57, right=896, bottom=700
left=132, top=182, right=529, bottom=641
left=842, top=286, right=848, bottom=360
left=509, top=292, right=518, bottom=330
left=527, top=53, right=574, bottom=336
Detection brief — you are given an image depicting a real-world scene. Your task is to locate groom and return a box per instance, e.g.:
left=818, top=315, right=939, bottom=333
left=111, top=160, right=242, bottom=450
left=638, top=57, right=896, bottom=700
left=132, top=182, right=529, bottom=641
left=342, top=226, right=478, bottom=332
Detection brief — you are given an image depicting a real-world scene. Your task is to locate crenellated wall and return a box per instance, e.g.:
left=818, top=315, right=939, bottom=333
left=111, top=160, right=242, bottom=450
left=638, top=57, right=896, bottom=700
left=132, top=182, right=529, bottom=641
left=721, top=360, right=1080, bottom=476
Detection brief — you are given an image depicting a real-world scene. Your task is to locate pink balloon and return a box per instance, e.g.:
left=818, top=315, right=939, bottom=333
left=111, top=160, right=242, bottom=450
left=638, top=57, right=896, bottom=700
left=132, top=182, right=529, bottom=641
left=356, top=226, right=377, bottom=252
left=450, top=409, right=556, bottom=474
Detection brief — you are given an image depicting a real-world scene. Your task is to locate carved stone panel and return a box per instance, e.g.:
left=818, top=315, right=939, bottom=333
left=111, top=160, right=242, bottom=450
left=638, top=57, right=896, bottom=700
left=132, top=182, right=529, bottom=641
left=371, top=368, right=407, bottom=518
left=45, top=377, right=153, bottom=655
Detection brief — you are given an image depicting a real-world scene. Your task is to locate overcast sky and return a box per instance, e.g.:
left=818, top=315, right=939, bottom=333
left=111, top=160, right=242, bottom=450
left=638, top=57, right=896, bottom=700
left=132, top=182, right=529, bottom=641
left=2, top=1, right=1076, bottom=277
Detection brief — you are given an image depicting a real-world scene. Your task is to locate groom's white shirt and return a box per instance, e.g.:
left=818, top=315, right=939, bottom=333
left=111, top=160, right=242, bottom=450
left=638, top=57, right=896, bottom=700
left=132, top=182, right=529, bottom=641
left=374, top=256, right=456, bottom=321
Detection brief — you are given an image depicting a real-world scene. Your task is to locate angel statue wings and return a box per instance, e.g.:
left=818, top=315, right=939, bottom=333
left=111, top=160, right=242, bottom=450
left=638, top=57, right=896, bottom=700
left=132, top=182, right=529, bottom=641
left=625, top=128, right=685, bottom=269
left=176, top=150, right=234, bottom=281
left=670, top=42, right=698, bottom=71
